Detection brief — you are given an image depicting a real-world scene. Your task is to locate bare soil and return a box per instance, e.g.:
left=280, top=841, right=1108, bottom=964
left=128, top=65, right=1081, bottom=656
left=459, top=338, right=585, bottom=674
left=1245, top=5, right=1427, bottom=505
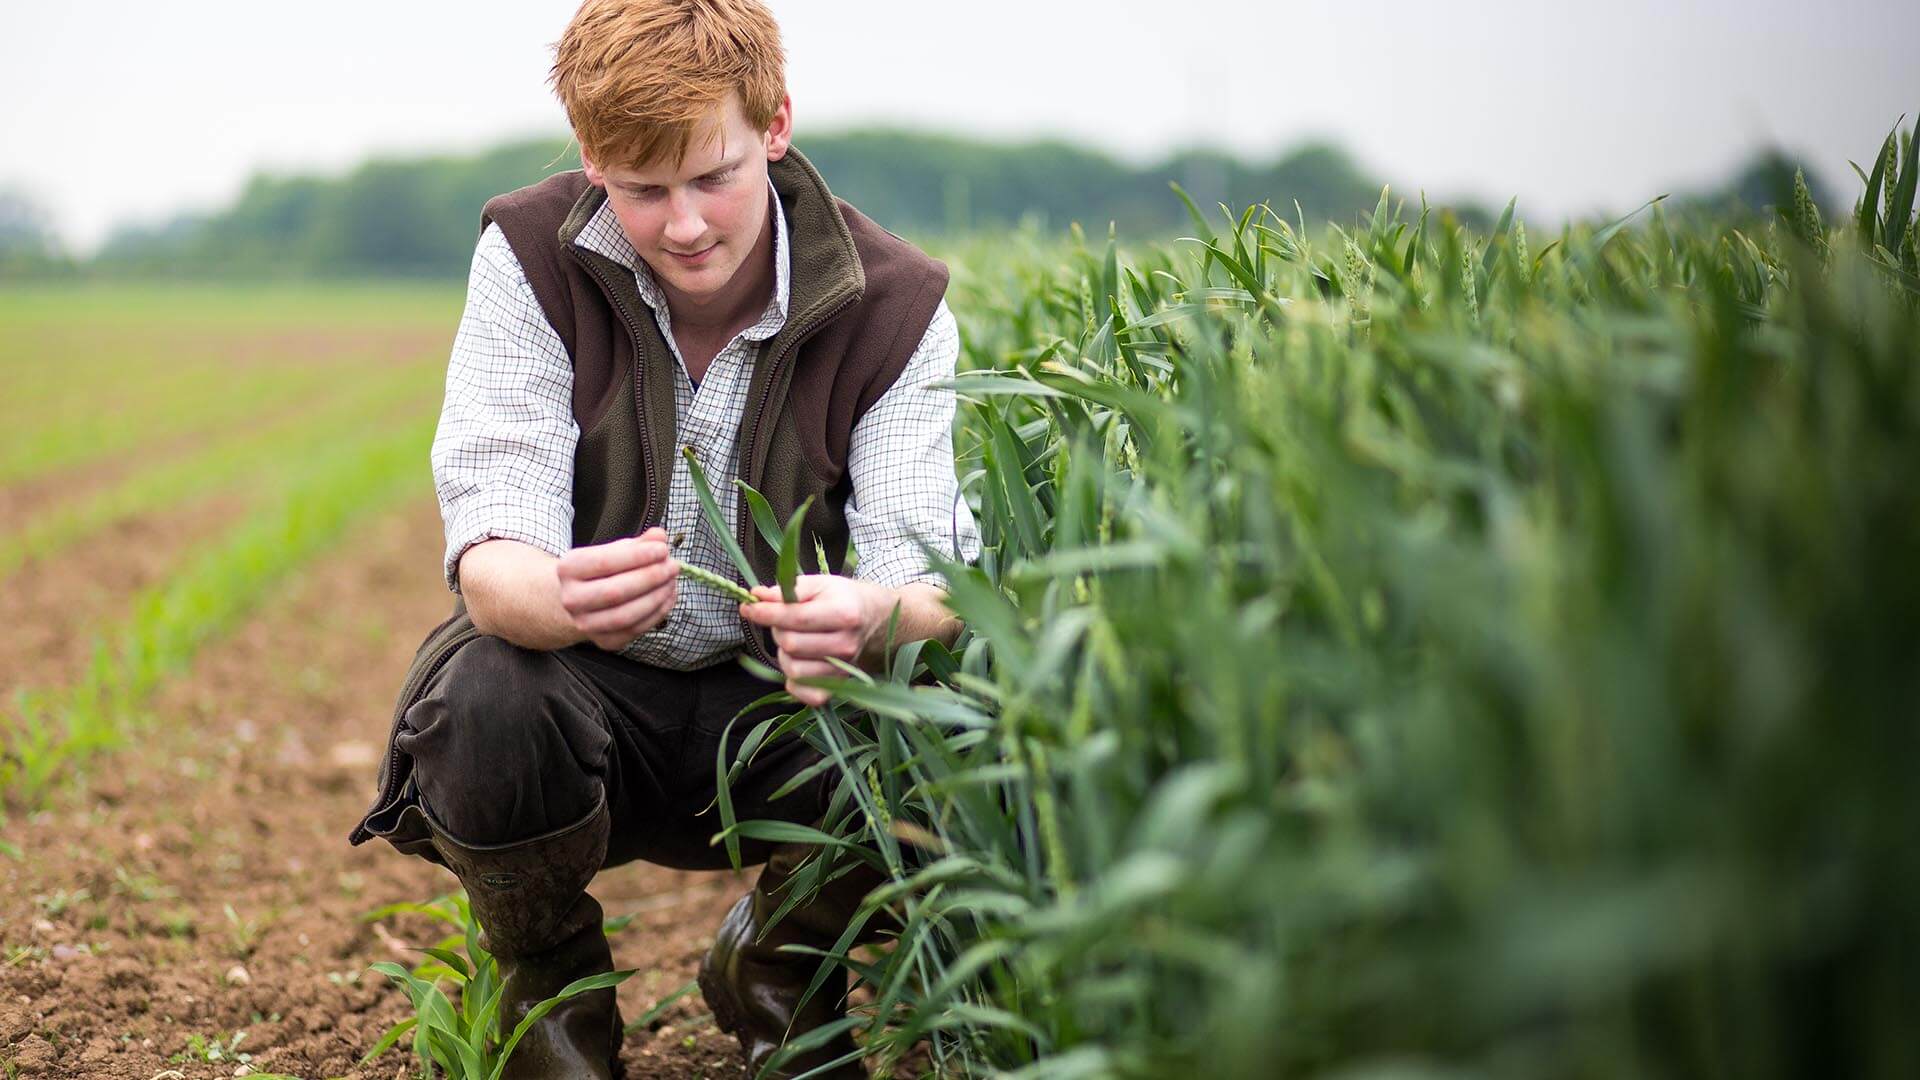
left=0, top=493, right=252, bottom=701
left=0, top=500, right=805, bottom=1079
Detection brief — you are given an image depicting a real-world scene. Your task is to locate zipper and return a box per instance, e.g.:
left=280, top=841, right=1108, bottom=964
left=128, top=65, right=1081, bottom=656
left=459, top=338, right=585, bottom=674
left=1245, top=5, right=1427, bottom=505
left=565, top=246, right=665, bottom=531
left=735, top=291, right=860, bottom=668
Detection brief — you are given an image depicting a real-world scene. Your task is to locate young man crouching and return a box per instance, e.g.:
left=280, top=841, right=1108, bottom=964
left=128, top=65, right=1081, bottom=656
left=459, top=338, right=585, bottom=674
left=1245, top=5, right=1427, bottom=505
left=347, top=1, right=978, bottom=1075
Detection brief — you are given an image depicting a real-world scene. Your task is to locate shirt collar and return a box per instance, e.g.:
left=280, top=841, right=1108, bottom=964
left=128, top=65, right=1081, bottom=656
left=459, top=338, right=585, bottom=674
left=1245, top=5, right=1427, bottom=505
left=573, top=176, right=790, bottom=339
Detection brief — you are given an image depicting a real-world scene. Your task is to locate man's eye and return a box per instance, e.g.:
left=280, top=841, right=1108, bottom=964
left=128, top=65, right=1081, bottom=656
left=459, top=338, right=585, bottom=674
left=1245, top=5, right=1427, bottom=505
left=700, top=171, right=735, bottom=187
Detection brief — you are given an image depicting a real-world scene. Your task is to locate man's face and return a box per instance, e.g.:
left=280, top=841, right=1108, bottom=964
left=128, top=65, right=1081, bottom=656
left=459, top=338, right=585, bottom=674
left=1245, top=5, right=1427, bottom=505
left=582, top=92, right=793, bottom=306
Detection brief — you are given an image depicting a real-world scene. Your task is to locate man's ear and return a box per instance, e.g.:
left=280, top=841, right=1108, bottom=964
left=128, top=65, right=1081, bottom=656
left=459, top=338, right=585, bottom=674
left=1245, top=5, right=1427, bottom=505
left=765, top=94, right=793, bottom=162
left=580, top=145, right=604, bottom=186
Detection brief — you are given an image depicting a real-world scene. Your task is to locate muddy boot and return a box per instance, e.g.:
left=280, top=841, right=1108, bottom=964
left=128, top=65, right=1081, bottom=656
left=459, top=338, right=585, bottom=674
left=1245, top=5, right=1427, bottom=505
left=425, top=793, right=624, bottom=1080
left=698, top=843, right=893, bottom=1079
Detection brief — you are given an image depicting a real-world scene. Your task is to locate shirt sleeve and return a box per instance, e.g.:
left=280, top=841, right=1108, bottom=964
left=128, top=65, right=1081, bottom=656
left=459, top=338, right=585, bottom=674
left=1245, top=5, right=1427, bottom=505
left=844, top=299, right=982, bottom=591
left=432, top=223, right=579, bottom=593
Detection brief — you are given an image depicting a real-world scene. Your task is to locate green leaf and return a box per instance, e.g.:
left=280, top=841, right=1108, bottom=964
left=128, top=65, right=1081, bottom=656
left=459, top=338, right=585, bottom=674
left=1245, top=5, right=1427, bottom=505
left=356, top=1016, right=419, bottom=1067
left=984, top=406, right=1046, bottom=558
left=1588, top=194, right=1668, bottom=257
left=1367, top=184, right=1392, bottom=246
left=490, top=971, right=636, bottom=1080
left=468, top=972, right=509, bottom=1050
left=417, top=946, right=470, bottom=982
left=622, top=979, right=700, bottom=1035
left=767, top=752, right=848, bottom=802
left=1857, top=123, right=1898, bottom=243
left=1483, top=195, right=1518, bottom=273
left=714, top=713, right=743, bottom=870
left=734, top=478, right=786, bottom=552
left=709, top=819, right=858, bottom=850
left=736, top=653, right=787, bottom=684
left=1403, top=194, right=1431, bottom=276
left=777, top=496, right=814, bottom=604
left=681, top=445, right=758, bottom=584
left=1885, top=116, right=1920, bottom=254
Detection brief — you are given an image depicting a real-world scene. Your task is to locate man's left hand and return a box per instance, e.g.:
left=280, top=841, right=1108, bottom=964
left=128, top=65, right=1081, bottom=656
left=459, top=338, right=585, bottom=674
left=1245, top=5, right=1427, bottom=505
left=740, top=574, right=897, bottom=707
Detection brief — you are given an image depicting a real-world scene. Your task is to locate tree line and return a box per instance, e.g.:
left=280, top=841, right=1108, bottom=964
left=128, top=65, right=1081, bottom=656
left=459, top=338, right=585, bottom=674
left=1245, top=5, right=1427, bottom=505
left=17, top=133, right=1399, bottom=278
left=3, top=133, right=1831, bottom=280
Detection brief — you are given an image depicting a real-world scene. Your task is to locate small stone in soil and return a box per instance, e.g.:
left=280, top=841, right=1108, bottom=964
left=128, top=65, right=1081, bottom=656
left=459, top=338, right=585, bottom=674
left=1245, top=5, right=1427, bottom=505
left=328, top=741, right=379, bottom=768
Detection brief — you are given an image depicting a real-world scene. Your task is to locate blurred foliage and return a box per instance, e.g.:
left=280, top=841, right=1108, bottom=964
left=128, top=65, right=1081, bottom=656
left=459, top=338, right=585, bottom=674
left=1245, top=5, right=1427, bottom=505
left=1676, top=147, right=1841, bottom=220
left=87, top=132, right=1398, bottom=278
left=0, top=187, right=75, bottom=278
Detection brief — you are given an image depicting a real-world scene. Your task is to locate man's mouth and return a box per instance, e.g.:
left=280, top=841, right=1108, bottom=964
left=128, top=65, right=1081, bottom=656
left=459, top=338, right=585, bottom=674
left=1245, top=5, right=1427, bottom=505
left=667, top=242, right=718, bottom=265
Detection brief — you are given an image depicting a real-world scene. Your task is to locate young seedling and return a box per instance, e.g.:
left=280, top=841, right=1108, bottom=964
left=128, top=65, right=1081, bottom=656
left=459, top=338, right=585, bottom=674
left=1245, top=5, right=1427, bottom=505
left=169, top=1029, right=250, bottom=1067
left=359, top=891, right=692, bottom=1080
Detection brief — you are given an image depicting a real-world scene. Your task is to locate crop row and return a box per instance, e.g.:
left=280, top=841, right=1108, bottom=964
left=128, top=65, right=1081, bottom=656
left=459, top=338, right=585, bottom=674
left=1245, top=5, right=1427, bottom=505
left=724, top=119, right=1920, bottom=1078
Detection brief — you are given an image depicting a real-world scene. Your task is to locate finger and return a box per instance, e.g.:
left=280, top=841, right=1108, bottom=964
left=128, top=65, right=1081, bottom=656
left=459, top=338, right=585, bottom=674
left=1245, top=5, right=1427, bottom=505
left=769, top=628, right=861, bottom=661
left=559, top=535, right=668, bottom=580
left=788, top=681, right=829, bottom=708
left=750, top=576, right=828, bottom=602
left=780, top=652, right=839, bottom=708
left=741, top=597, right=858, bottom=633
left=776, top=650, right=842, bottom=682
left=562, top=557, right=678, bottom=613
left=575, top=576, right=676, bottom=634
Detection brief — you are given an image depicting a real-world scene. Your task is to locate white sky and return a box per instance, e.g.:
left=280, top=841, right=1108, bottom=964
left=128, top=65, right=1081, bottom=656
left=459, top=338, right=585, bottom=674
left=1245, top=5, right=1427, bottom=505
left=2, top=0, right=1914, bottom=253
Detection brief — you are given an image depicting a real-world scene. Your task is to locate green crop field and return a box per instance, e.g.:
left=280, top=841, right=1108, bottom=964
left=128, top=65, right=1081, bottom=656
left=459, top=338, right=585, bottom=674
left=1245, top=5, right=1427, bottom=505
left=0, top=284, right=459, bottom=806
left=1, top=120, right=1916, bottom=1080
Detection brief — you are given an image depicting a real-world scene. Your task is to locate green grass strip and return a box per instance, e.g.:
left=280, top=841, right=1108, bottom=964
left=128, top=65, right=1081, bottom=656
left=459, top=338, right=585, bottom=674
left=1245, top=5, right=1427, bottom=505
left=0, top=362, right=441, bottom=582
left=0, top=359, right=390, bottom=486
left=0, top=410, right=438, bottom=808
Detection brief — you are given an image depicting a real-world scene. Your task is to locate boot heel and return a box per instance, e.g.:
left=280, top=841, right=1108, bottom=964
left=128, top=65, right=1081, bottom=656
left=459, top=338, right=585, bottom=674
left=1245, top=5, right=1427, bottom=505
left=698, top=894, right=752, bottom=1039
left=697, top=961, right=745, bottom=1038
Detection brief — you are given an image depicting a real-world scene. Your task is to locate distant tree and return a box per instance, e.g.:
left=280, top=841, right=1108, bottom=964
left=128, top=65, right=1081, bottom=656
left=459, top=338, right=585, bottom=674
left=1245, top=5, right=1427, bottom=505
left=0, top=188, right=72, bottom=277
left=97, top=212, right=212, bottom=268
left=1680, top=147, right=1837, bottom=220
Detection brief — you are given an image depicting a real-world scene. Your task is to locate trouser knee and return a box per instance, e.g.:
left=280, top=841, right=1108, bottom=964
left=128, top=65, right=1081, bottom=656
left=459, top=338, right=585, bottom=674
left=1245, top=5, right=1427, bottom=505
left=395, top=636, right=612, bottom=845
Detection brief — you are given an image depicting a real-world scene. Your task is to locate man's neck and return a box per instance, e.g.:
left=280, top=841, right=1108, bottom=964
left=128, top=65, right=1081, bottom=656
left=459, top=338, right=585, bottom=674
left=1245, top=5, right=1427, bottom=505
left=658, top=188, right=778, bottom=337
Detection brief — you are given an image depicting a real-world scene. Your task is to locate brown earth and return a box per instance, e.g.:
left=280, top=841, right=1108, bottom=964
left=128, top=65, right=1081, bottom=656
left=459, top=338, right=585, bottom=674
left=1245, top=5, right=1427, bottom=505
left=0, top=499, right=858, bottom=1079
left=0, top=493, right=253, bottom=704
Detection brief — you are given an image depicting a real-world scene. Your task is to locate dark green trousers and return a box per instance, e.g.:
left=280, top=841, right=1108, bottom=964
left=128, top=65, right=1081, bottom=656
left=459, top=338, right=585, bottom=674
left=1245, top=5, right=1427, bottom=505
left=353, top=634, right=830, bottom=871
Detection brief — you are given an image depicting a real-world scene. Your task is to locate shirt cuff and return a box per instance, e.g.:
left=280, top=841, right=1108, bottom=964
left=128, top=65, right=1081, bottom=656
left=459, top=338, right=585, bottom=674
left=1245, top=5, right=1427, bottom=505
left=851, top=541, right=951, bottom=592
left=441, top=494, right=573, bottom=593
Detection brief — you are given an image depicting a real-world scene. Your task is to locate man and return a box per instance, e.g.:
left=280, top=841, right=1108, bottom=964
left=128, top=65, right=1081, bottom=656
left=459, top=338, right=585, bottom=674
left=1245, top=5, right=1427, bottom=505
left=345, top=1, right=979, bottom=1076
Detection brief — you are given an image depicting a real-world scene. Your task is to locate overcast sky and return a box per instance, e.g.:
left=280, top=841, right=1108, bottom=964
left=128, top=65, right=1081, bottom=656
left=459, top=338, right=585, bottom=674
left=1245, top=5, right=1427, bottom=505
left=2, top=0, right=1914, bottom=253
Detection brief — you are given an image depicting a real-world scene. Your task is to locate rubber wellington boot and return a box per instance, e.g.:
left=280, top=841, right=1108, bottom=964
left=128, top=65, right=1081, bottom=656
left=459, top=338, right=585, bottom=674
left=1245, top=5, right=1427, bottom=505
left=424, top=793, right=624, bottom=1080
left=698, top=843, right=893, bottom=1080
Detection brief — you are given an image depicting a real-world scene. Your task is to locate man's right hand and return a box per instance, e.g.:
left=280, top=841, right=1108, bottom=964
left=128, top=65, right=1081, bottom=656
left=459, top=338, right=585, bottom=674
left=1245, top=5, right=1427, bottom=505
left=556, top=526, right=680, bottom=652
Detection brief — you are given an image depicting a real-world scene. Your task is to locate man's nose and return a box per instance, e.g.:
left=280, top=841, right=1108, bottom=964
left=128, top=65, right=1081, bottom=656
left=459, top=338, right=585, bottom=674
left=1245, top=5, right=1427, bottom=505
left=662, top=190, right=706, bottom=248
